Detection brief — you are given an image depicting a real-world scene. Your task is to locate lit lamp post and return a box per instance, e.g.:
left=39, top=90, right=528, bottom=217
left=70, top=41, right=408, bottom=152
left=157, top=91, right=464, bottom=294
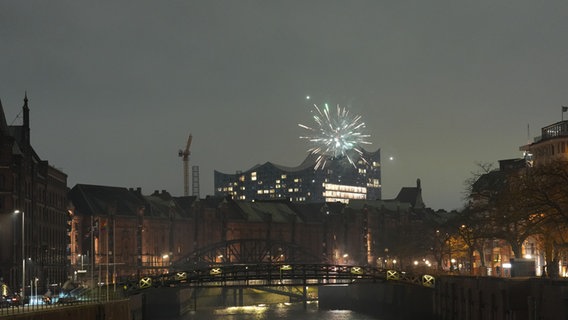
left=14, top=210, right=24, bottom=305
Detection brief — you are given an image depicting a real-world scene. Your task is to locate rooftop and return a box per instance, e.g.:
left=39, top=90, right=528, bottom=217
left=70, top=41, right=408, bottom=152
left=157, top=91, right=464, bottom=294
left=534, top=120, right=568, bottom=143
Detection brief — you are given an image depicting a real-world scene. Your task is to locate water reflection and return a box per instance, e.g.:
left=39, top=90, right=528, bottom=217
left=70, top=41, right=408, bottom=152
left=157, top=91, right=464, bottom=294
left=171, top=301, right=380, bottom=320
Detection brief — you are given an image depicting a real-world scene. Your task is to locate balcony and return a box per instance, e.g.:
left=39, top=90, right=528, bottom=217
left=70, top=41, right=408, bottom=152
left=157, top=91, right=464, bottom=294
left=535, top=121, right=568, bottom=143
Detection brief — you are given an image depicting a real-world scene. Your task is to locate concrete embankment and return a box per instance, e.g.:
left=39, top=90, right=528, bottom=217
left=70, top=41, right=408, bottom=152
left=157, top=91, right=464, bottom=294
left=319, top=281, right=435, bottom=319
left=435, top=276, right=568, bottom=320
left=320, top=276, right=568, bottom=320
left=2, top=299, right=134, bottom=320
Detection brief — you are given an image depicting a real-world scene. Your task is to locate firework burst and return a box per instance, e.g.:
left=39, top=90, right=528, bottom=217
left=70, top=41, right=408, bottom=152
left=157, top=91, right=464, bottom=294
left=299, top=103, right=371, bottom=169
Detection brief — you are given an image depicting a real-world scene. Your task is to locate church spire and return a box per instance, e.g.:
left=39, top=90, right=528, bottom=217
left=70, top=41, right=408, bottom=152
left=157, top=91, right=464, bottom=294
left=23, top=92, right=30, bottom=145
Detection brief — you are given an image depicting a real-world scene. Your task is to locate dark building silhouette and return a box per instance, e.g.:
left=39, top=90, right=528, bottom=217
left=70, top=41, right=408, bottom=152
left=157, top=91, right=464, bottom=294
left=214, top=148, right=381, bottom=203
left=395, top=178, right=425, bottom=209
left=67, top=179, right=426, bottom=280
left=0, top=95, right=68, bottom=294
left=68, top=185, right=213, bottom=280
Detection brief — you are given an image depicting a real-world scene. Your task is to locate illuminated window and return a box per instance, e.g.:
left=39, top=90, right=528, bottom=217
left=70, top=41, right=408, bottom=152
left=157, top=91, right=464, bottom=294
left=257, top=190, right=263, bottom=194
left=372, top=161, right=380, bottom=167
left=322, top=183, right=367, bottom=203
left=276, top=180, right=280, bottom=183
left=281, top=174, right=287, bottom=179
left=239, top=175, right=245, bottom=182
left=251, top=172, right=257, bottom=181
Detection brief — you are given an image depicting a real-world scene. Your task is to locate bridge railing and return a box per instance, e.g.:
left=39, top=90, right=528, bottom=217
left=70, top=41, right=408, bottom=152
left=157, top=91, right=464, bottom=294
left=124, top=263, right=436, bottom=293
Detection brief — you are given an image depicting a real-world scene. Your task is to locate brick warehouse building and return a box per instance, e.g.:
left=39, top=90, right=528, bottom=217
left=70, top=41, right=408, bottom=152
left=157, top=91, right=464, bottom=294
left=0, top=95, right=69, bottom=294
left=67, top=180, right=426, bottom=283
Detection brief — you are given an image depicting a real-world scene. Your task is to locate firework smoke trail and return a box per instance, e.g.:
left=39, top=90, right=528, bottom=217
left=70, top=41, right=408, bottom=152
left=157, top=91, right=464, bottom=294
left=299, top=103, right=371, bottom=169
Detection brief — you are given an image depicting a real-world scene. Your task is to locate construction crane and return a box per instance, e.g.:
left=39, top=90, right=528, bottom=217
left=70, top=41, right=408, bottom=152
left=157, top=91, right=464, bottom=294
left=178, top=133, right=192, bottom=196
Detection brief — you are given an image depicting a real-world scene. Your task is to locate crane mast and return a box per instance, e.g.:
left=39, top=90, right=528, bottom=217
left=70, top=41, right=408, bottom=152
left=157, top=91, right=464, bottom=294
left=178, top=134, right=192, bottom=196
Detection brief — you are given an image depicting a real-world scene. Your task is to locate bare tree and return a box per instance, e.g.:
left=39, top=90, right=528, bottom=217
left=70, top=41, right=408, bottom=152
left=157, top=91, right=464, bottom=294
left=491, top=171, right=546, bottom=258
left=517, top=160, right=568, bottom=276
left=463, top=162, right=495, bottom=201
left=463, top=161, right=543, bottom=267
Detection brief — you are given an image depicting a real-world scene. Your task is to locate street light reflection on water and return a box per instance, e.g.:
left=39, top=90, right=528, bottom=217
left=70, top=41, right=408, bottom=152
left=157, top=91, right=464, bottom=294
left=173, top=301, right=381, bottom=320
left=214, top=304, right=269, bottom=315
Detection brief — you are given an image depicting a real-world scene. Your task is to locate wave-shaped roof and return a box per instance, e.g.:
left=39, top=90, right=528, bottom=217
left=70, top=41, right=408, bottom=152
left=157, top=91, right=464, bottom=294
left=217, top=147, right=380, bottom=176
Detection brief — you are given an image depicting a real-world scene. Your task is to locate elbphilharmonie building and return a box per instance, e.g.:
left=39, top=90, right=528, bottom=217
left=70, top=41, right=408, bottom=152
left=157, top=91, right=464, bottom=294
left=214, top=148, right=381, bottom=203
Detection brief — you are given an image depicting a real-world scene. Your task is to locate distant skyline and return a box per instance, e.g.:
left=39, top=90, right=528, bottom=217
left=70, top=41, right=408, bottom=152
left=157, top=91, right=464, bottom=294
left=2, top=1, right=567, bottom=210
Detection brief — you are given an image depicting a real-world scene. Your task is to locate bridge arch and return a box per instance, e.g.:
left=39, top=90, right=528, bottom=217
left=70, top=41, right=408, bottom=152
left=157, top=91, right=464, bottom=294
left=172, top=239, right=327, bottom=270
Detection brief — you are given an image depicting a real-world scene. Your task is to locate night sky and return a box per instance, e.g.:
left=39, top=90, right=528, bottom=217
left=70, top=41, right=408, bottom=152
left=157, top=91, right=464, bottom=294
left=2, top=1, right=567, bottom=210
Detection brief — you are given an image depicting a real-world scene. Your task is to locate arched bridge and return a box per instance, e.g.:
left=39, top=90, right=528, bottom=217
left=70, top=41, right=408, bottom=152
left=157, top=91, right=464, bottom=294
left=172, top=239, right=326, bottom=269
left=126, top=263, right=436, bottom=293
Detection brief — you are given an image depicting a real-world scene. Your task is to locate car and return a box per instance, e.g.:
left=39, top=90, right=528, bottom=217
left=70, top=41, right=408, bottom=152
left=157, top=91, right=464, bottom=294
left=1, top=294, right=22, bottom=307
left=8, top=294, right=21, bottom=306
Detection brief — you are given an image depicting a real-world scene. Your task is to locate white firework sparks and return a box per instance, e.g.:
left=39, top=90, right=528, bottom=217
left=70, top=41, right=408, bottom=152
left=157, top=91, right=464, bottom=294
left=299, top=103, right=371, bottom=169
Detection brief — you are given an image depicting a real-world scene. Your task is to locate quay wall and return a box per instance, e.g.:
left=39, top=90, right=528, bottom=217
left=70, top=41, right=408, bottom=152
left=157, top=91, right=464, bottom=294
left=319, top=281, right=435, bottom=320
left=435, top=276, right=568, bottom=320
left=142, top=287, right=195, bottom=320
left=3, top=299, right=132, bottom=320
left=320, top=276, right=568, bottom=320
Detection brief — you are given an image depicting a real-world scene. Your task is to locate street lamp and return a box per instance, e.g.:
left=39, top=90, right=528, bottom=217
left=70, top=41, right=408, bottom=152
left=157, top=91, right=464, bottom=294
left=14, top=210, right=24, bottom=305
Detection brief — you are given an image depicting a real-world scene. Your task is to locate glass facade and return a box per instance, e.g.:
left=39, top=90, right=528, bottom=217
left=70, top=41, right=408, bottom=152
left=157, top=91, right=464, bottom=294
left=214, top=148, right=381, bottom=203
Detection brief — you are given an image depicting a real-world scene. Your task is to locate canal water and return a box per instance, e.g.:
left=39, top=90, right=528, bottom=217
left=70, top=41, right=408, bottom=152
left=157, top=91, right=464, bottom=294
left=168, top=301, right=382, bottom=320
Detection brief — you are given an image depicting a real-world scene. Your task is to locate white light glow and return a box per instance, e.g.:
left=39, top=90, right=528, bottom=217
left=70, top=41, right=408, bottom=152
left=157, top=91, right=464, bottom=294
left=299, top=103, right=371, bottom=169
